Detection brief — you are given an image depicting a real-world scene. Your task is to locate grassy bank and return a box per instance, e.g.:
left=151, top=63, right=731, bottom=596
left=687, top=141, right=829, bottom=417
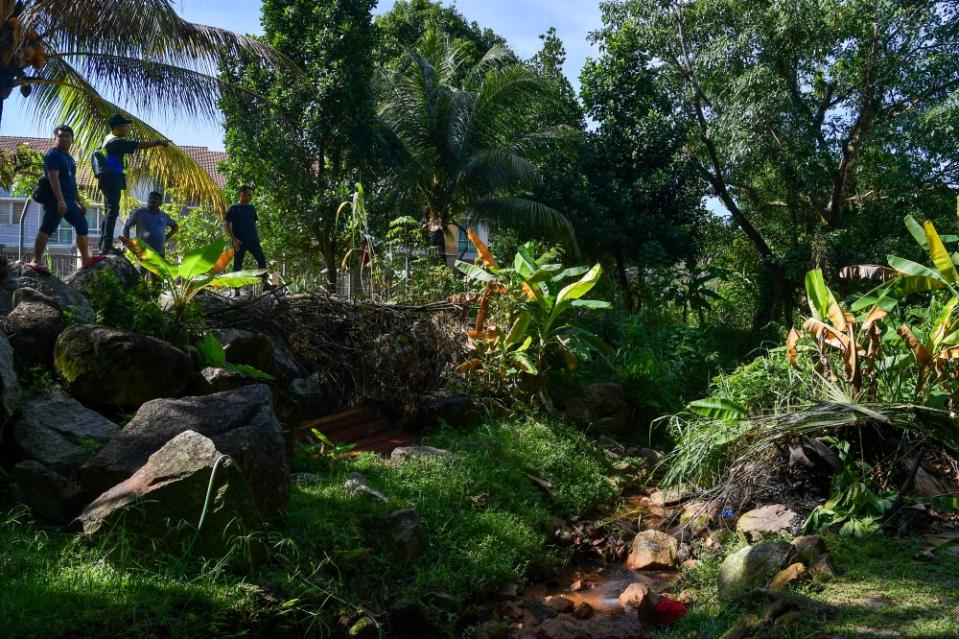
left=656, top=533, right=959, bottom=639
left=0, top=413, right=617, bottom=638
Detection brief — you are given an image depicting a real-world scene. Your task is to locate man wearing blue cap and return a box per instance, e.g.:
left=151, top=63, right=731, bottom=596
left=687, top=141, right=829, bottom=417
left=95, top=114, right=171, bottom=255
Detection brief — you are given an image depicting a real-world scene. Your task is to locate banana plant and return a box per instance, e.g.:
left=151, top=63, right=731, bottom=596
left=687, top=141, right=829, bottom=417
left=121, top=237, right=265, bottom=319
left=455, top=230, right=612, bottom=387
left=787, top=269, right=887, bottom=397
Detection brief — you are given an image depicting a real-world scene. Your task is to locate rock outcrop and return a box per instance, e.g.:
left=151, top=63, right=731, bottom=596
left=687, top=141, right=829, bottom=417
left=79, top=384, right=288, bottom=518
left=54, top=325, right=193, bottom=406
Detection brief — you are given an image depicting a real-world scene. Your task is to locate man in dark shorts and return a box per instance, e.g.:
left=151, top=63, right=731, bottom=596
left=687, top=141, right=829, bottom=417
left=120, top=191, right=179, bottom=257
left=26, top=125, right=103, bottom=274
left=96, top=113, right=171, bottom=255
left=223, top=185, right=267, bottom=272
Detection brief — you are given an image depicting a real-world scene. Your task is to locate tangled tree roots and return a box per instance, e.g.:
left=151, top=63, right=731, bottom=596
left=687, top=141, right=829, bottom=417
left=202, top=291, right=467, bottom=408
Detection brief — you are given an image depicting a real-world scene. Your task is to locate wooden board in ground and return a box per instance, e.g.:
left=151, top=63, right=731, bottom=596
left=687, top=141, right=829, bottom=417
left=296, top=404, right=416, bottom=455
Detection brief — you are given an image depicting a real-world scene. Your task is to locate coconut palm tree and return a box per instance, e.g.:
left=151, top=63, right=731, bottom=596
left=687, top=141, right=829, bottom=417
left=0, top=0, right=293, bottom=207
left=377, top=32, right=576, bottom=258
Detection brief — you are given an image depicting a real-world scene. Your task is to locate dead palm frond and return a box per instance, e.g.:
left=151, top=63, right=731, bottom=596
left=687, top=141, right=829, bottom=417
left=2, top=0, right=299, bottom=208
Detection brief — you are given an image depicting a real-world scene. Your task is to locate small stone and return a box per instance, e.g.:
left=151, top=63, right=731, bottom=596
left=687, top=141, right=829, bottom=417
left=768, top=562, right=807, bottom=591
left=390, top=446, right=462, bottom=465
left=292, top=472, right=319, bottom=485
left=388, top=507, right=424, bottom=558
left=680, top=500, right=718, bottom=528
left=572, top=602, right=593, bottom=620
left=625, top=529, right=679, bottom=570
left=545, top=596, right=574, bottom=613
left=569, top=579, right=587, bottom=592
left=618, top=582, right=653, bottom=618
left=736, top=504, right=798, bottom=541
left=682, top=558, right=699, bottom=570
left=344, top=472, right=387, bottom=502
left=648, top=486, right=688, bottom=506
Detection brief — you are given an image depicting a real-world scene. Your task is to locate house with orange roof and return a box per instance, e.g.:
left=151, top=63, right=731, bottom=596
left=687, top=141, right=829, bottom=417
left=0, top=136, right=227, bottom=275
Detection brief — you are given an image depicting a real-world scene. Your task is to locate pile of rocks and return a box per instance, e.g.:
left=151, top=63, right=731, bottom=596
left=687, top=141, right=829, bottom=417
left=0, top=258, right=322, bottom=560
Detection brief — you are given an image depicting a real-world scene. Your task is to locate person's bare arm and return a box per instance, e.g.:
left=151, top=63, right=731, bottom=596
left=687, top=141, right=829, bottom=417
left=166, top=218, right=179, bottom=240
left=223, top=216, right=240, bottom=249
left=136, top=140, right=171, bottom=151
left=48, top=170, right=67, bottom=215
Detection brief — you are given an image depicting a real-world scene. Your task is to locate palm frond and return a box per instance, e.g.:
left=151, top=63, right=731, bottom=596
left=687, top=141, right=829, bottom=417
left=29, top=57, right=225, bottom=208
left=467, top=197, right=577, bottom=252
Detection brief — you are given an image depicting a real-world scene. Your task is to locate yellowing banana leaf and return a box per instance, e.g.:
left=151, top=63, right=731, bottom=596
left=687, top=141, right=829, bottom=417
left=468, top=228, right=497, bottom=270
left=510, top=351, right=538, bottom=374
left=804, top=269, right=846, bottom=330
left=860, top=306, right=888, bottom=333
left=211, top=248, right=235, bottom=275
left=555, top=263, right=602, bottom=308
left=786, top=327, right=801, bottom=368
left=898, top=325, right=932, bottom=365
left=121, top=236, right=174, bottom=280
left=504, top=311, right=531, bottom=349
left=457, top=358, right=484, bottom=373
left=802, top=317, right=851, bottom=350
left=888, top=255, right=943, bottom=281
left=930, top=298, right=959, bottom=349
left=178, top=238, right=227, bottom=281
left=924, top=220, right=959, bottom=284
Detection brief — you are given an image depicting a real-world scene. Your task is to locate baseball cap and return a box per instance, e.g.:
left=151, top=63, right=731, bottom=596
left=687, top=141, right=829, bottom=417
left=108, top=113, right=133, bottom=128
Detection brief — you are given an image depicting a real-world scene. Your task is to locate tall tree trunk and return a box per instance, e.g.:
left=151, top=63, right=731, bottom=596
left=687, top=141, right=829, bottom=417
left=613, top=249, right=634, bottom=314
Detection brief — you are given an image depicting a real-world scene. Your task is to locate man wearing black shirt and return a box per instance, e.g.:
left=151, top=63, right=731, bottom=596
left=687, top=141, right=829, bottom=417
left=223, top=185, right=267, bottom=272
left=96, top=114, right=171, bottom=255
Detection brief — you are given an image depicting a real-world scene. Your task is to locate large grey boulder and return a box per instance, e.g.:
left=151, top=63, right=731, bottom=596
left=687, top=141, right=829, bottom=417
left=78, top=430, right=263, bottom=559
left=54, top=325, right=193, bottom=407
left=717, top=541, right=799, bottom=600
left=0, top=331, right=20, bottom=428
left=64, top=255, right=139, bottom=297
left=3, top=287, right=64, bottom=366
left=79, top=384, right=288, bottom=518
left=1, top=263, right=92, bottom=322
left=12, top=391, right=118, bottom=476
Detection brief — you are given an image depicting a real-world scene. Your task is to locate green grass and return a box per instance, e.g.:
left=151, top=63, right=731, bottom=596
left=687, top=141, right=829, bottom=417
left=655, top=533, right=959, bottom=639
left=0, top=413, right=617, bottom=638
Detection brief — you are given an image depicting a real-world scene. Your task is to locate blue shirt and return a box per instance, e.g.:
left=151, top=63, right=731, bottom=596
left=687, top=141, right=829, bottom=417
left=44, top=148, right=78, bottom=202
left=122, top=207, right=177, bottom=255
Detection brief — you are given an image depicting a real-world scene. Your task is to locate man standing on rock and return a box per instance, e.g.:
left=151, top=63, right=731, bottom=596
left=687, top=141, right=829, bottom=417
left=96, top=114, right=171, bottom=256
left=223, top=185, right=268, bottom=274
left=26, top=125, right=103, bottom=275
left=120, top=191, right=179, bottom=257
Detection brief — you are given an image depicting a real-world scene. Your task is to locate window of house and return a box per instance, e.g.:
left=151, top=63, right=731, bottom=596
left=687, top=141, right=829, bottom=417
left=51, top=218, right=73, bottom=245
left=457, top=227, right=471, bottom=254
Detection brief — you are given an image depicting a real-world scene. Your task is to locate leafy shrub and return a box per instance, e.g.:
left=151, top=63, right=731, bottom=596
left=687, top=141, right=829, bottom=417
left=85, top=270, right=197, bottom=348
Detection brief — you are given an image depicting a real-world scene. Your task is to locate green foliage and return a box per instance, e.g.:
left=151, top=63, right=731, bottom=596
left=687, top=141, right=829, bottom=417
left=377, top=32, right=575, bottom=250
left=220, top=0, right=377, bottom=285
left=123, top=238, right=264, bottom=320
left=84, top=270, right=196, bottom=348
left=804, top=439, right=896, bottom=538
left=456, top=238, right=612, bottom=399
left=299, top=429, right=357, bottom=464
left=196, top=333, right=274, bottom=381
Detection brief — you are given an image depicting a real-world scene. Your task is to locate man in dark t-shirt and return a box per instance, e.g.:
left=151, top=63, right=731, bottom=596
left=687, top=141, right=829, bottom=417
left=26, top=125, right=103, bottom=274
left=223, top=185, right=267, bottom=272
left=96, top=113, right=171, bottom=255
